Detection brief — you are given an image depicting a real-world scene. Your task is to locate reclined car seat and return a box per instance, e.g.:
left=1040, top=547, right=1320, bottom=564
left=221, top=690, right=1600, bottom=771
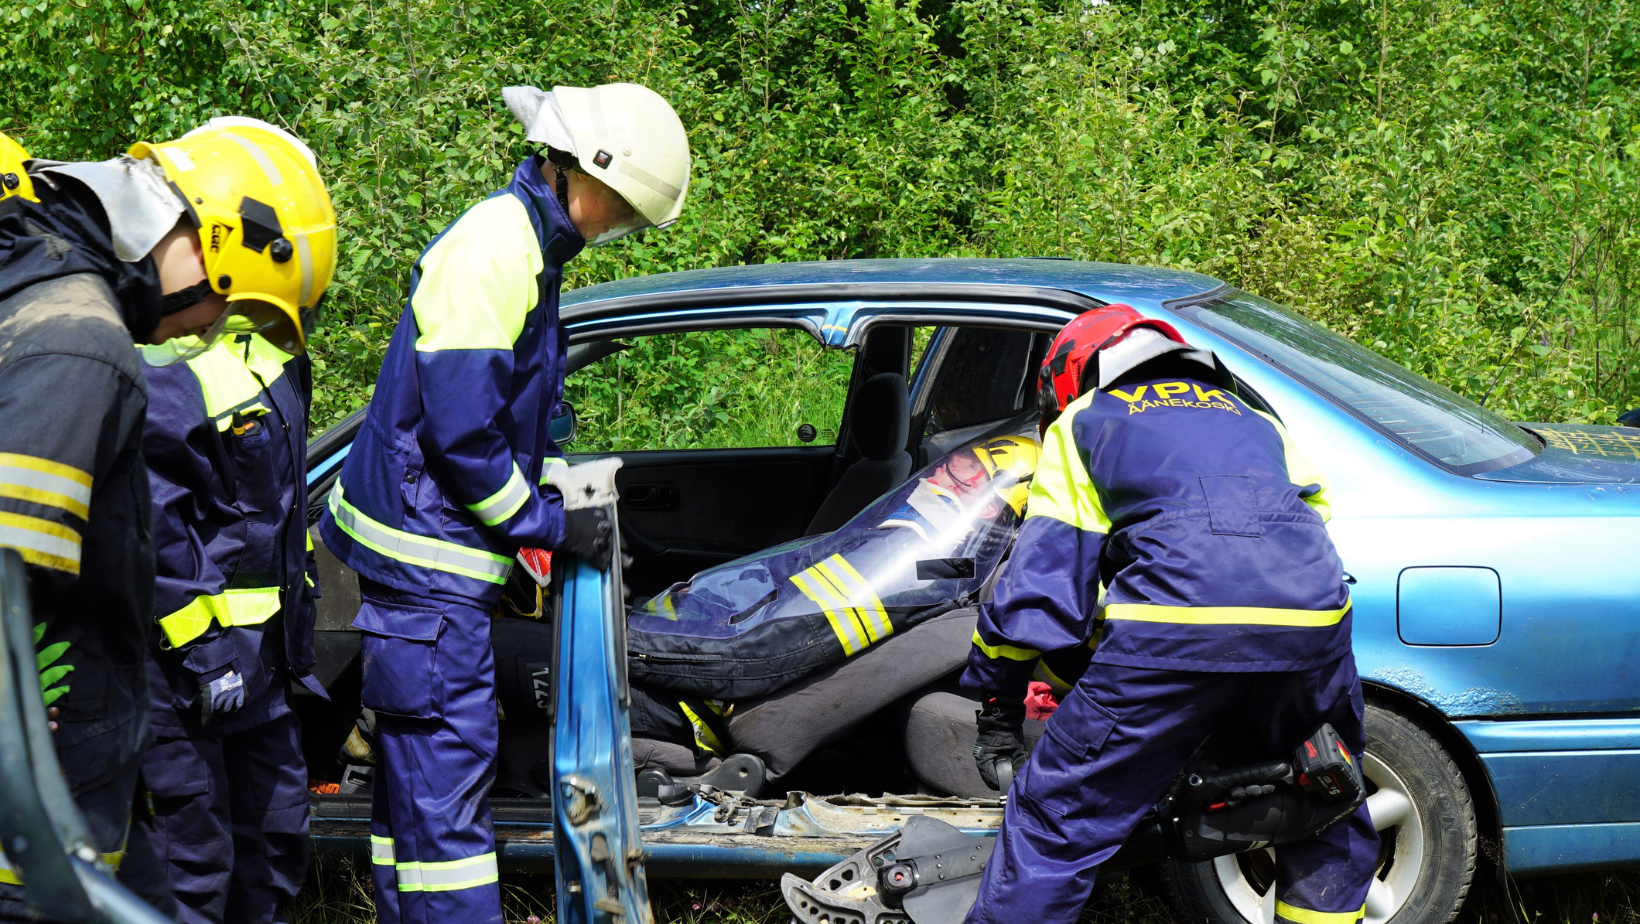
left=726, top=605, right=979, bottom=779
left=805, top=373, right=912, bottom=535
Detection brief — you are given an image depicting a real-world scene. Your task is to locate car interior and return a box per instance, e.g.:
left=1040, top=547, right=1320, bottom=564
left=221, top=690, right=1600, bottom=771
left=298, top=320, right=1057, bottom=804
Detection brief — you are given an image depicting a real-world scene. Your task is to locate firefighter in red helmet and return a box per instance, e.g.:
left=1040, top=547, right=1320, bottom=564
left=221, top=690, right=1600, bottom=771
left=961, top=305, right=1378, bottom=924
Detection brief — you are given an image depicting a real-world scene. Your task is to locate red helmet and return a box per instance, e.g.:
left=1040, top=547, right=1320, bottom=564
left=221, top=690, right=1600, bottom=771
left=1038, top=305, right=1188, bottom=419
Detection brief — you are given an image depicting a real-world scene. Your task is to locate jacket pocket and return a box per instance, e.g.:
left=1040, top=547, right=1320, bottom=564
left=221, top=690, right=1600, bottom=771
left=225, top=412, right=282, bottom=513
left=353, top=600, right=444, bottom=718
left=1017, top=691, right=1119, bottom=819
left=1199, top=474, right=1262, bottom=537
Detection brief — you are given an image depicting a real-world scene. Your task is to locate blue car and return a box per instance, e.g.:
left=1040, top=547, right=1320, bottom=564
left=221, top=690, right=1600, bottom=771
left=300, top=259, right=1640, bottom=924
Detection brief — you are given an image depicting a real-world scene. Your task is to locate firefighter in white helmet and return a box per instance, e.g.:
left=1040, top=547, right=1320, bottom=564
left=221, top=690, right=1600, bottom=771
left=0, top=117, right=334, bottom=920
left=317, top=83, right=690, bottom=923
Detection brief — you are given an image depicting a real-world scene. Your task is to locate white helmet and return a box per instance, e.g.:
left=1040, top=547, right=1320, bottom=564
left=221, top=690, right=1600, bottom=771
left=504, top=83, right=690, bottom=244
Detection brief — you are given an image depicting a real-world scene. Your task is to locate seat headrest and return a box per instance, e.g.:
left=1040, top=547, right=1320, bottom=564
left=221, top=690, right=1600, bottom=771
left=850, top=373, right=909, bottom=461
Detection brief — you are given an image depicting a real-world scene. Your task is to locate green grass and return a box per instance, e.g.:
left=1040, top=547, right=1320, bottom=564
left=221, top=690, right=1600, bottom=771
left=291, top=858, right=1640, bottom=924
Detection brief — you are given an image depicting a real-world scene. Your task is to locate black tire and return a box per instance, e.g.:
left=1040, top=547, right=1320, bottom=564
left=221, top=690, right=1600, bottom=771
left=1161, top=703, right=1477, bottom=924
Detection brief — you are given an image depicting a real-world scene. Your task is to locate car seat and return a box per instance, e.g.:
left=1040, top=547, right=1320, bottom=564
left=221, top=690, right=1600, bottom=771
left=805, top=373, right=913, bottom=535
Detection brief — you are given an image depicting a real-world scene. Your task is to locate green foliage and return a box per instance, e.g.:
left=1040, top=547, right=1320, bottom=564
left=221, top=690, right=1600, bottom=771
left=7, top=0, right=1640, bottom=433
left=564, top=330, right=854, bottom=451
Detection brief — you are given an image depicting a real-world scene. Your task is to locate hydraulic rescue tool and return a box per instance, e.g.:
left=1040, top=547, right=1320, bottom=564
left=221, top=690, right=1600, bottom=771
left=780, top=723, right=1365, bottom=924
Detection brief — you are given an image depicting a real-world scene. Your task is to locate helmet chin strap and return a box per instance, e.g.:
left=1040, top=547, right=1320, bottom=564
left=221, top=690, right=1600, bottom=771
left=160, top=278, right=214, bottom=316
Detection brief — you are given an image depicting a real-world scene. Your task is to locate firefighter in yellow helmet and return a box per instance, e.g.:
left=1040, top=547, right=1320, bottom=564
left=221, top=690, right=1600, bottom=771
left=0, top=131, right=37, bottom=201
left=0, top=118, right=333, bottom=921
left=129, top=117, right=337, bottom=924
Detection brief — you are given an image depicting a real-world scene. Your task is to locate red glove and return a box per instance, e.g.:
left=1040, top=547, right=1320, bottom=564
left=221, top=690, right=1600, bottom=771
left=517, top=548, right=553, bottom=588
left=1024, top=681, right=1059, bottom=721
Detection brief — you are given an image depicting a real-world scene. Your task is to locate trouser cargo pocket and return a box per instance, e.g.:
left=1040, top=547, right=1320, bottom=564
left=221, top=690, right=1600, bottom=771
left=354, top=600, right=444, bottom=718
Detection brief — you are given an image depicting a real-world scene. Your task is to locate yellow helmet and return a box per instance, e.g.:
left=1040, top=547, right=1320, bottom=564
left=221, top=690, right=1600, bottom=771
left=130, top=118, right=335, bottom=355
left=0, top=131, right=37, bottom=202
left=971, top=435, right=1041, bottom=515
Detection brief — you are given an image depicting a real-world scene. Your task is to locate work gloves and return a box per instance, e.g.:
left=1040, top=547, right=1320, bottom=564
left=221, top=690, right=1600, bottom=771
left=974, top=696, right=1028, bottom=791
left=198, top=669, right=246, bottom=725
left=560, top=506, right=614, bottom=571
left=184, top=632, right=247, bottom=726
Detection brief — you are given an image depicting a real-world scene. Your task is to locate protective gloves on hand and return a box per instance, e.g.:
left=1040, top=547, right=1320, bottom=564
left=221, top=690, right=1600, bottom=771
left=559, top=506, right=613, bottom=571
left=198, top=669, right=246, bottom=726
left=973, top=696, right=1028, bottom=791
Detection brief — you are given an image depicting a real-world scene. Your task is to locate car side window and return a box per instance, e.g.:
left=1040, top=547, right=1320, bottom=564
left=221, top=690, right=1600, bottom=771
left=923, top=328, right=1051, bottom=434
left=563, top=328, right=854, bottom=451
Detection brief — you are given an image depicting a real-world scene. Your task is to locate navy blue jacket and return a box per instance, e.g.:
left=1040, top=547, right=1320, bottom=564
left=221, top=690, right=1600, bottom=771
left=962, top=368, right=1350, bottom=699
left=141, top=333, right=323, bottom=735
left=0, top=182, right=157, bottom=791
left=319, top=156, right=584, bottom=605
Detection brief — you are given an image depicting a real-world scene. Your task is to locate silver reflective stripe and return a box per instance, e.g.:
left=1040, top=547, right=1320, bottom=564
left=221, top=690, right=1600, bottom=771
left=0, top=461, right=92, bottom=515
left=395, top=852, right=499, bottom=893
left=538, top=456, right=568, bottom=486
left=618, top=159, right=681, bottom=201
left=0, top=520, right=81, bottom=568
left=222, top=132, right=284, bottom=186
left=327, top=486, right=512, bottom=584
left=467, top=465, right=530, bottom=527
left=295, top=231, right=313, bottom=308
left=370, top=835, right=395, bottom=866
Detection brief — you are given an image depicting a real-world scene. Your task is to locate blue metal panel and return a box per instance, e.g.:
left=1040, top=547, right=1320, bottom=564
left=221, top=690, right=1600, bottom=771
left=306, top=443, right=348, bottom=485
left=641, top=844, right=851, bottom=879
left=1478, top=750, right=1640, bottom=826
left=1457, top=718, right=1640, bottom=752
left=552, top=556, right=651, bottom=922
left=1397, top=567, right=1500, bottom=646
left=1504, top=822, right=1640, bottom=874
left=560, top=259, right=1224, bottom=314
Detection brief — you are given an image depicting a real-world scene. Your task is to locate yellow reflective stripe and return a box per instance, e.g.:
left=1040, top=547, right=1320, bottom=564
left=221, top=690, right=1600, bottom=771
left=157, top=587, right=282, bottom=648
left=395, top=851, right=499, bottom=892
left=971, top=629, right=1039, bottom=662
left=371, top=835, right=396, bottom=866
left=1253, top=410, right=1334, bottom=524
left=679, top=701, right=727, bottom=755
left=1105, top=599, right=1352, bottom=627
left=467, top=464, right=530, bottom=527
left=1276, top=902, right=1366, bottom=924
left=181, top=334, right=287, bottom=423
left=538, top=456, right=568, bottom=486
left=306, top=529, right=315, bottom=552
left=0, top=453, right=93, bottom=490
left=413, top=196, right=540, bottom=353
left=826, top=555, right=892, bottom=642
left=0, top=453, right=92, bottom=519
left=1032, top=660, right=1074, bottom=696
left=812, top=560, right=879, bottom=645
left=0, top=510, right=81, bottom=574
left=1025, top=391, right=1112, bottom=532
left=790, top=571, right=864, bottom=655
left=328, top=485, right=512, bottom=585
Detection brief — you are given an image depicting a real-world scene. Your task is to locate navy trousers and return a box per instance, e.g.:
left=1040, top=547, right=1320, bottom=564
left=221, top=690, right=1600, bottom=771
left=355, top=579, right=501, bottom=924
left=138, top=711, right=311, bottom=924
left=968, top=656, right=1379, bottom=924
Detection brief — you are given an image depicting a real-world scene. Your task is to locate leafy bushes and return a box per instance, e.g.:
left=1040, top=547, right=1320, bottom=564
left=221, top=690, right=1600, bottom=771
left=6, top=0, right=1639, bottom=431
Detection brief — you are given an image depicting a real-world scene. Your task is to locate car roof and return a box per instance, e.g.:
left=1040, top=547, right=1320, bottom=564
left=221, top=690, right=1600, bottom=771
left=560, top=258, right=1225, bottom=319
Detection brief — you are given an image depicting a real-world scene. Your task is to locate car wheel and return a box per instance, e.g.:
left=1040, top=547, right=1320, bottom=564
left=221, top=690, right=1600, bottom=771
left=1161, top=704, right=1477, bottom=924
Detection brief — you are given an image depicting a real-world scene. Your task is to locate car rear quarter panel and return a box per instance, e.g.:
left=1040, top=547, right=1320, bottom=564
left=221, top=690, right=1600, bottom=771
left=1160, top=309, right=1640, bottom=875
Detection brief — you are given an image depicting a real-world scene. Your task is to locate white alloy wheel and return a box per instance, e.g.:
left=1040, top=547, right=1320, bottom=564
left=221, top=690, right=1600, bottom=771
left=1211, top=751, right=1423, bottom=924
left=1161, top=704, right=1479, bottom=924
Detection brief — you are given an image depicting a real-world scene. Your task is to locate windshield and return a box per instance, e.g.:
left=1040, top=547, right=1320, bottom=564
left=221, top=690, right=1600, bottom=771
left=1177, top=291, right=1538, bottom=475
